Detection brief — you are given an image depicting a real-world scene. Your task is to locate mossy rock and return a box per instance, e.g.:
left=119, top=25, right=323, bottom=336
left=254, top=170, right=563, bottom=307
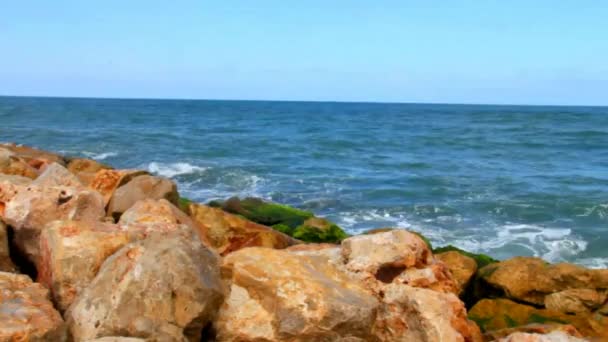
left=211, top=197, right=348, bottom=243
left=178, top=197, right=194, bottom=214
left=292, top=217, right=349, bottom=243
left=219, top=197, right=314, bottom=228
left=432, top=245, right=497, bottom=268
left=468, top=298, right=608, bottom=338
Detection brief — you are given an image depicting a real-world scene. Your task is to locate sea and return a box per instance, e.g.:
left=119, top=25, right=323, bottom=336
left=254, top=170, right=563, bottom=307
left=1, top=96, right=607, bottom=268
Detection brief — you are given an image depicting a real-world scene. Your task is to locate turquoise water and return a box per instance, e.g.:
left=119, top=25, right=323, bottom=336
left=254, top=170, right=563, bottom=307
left=1, top=96, right=607, bottom=267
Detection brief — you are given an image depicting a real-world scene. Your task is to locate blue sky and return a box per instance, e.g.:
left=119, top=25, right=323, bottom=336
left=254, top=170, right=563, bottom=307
left=1, top=1, right=607, bottom=105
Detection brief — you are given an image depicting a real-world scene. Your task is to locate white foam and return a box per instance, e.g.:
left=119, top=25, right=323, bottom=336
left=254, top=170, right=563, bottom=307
left=147, top=162, right=209, bottom=178
left=82, top=151, right=119, bottom=161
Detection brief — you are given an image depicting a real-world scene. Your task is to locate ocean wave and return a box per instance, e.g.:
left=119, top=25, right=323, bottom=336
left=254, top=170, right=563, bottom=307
left=82, top=151, right=119, bottom=161
left=147, top=162, right=209, bottom=178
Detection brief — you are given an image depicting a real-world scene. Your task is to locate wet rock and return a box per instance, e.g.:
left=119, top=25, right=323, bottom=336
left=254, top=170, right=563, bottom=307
left=215, top=247, right=379, bottom=341
left=476, top=257, right=608, bottom=306
left=33, top=162, right=83, bottom=188
left=2, top=185, right=105, bottom=264
left=436, top=250, right=478, bottom=296
left=468, top=298, right=608, bottom=339
left=66, top=229, right=223, bottom=342
left=496, top=331, right=586, bottom=342
left=107, top=175, right=179, bottom=219
left=291, top=217, right=348, bottom=243
left=0, top=271, right=66, bottom=341
left=188, top=203, right=299, bottom=255
left=0, top=221, right=16, bottom=272
left=88, top=169, right=148, bottom=205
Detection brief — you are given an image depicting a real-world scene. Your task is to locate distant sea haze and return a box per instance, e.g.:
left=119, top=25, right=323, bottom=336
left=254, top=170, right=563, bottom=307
left=2, top=96, right=607, bottom=268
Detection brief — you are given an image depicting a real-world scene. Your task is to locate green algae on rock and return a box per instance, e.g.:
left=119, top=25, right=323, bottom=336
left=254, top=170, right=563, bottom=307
left=210, top=197, right=348, bottom=243
left=433, top=245, right=498, bottom=268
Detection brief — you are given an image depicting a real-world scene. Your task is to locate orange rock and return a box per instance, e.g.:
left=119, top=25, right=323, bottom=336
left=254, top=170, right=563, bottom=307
left=66, top=158, right=111, bottom=174
left=0, top=272, right=67, bottom=341
left=33, top=162, right=83, bottom=188
left=0, top=143, right=66, bottom=166
left=0, top=221, right=16, bottom=272
left=107, top=175, right=179, bottom=219
left=0, top=148, right=39, bottom=179
left=3, top=185, right=105, bottom=264
left=436, top=251, right=478, bottom=296
left=188, top=203, right=299, bottom=255
left=88, top=169, right=148, bottom=205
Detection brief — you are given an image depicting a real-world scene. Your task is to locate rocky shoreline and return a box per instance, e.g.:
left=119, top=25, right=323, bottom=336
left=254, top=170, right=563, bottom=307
left=0, top=143, right=606, bottom=341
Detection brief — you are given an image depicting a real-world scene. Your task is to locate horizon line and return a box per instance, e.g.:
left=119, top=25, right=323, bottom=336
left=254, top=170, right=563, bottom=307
left=1, top=93, right=607, bottom=108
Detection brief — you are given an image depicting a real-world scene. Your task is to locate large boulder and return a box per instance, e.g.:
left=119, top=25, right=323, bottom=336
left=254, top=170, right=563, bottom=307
left=0, top=221, right=16, bottom=272
left=88, top=169, right=148, bottom=206
left=188, top=203, right=299, bottom=255
left=0, top=271, right=66, bottom=341
left=476, top=257, right=608, bottom=306
left=436, top=251, right=478, bottom=296
left=38, top=219, right=188, bottom=312
left=215, top=230, right=482, bottom=342
left=33, top=162, right=83, bottom=188
left=107, top=175, right=179, bottom=219
left=483, top=324, right=583, bottom=342
left=118, top=199, right=196, bottom=231
left=215, top=247, right=379, bottom=341
left=468, top=298, right=608, bottom=339
left=2, top=185, right=105, bottom=264
left=65, top=229, right=224, bottom=342
left=66, top=158, right=112, bottom=186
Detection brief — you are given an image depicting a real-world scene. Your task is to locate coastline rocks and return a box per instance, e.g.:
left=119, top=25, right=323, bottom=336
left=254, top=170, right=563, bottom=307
left=476, top=257, right=608, bottom=306
left=468, top=298, right=608, bottom=339
left=0, top=271, right=67, bottom=341
left=188, top=203, right=299, bottom=255
left=3, top=185, right=105, bottom=264
left=107, top=175, right=179, bottom=219
left=118, top=199, right=196, bottom=232
left=0, top=143, right=66, bottom=168
left=33, top=162, right=83, bottom=188
left=0, top=221, right=16, bottom=272
left=483, top=324, right=583, bottom=342
left=66, top=230, right=223, bottom=342
left=215, top=247, right=379, bottom=341
left=88, top=169, right=148, bottom=205
left=291, top=216, right=348, bottom=243
left=436, top=251, right=478, bottom=296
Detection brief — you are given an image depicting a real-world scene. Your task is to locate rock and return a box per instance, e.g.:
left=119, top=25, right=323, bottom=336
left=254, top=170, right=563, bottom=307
left=215, top=247, right=379, bottom=341
left=373, top=283, right=482, bottom=342
left=0, top=271, right=66, bottom=341
left=38, top=220, right=132, bottom=312
left=340, top=229, right=458, bottom=294
left=216, top=196, right=314, bottom=228
left=436, top=251, right=478, bottom=296
left=291, top=217, right=348, bottom=243
left=107, top=175, right=179, bottom=220
left=0, top=173, right=33, bottom=186
left=33, top=162, right=83, bottom=188
left=66, top=229, right=223, bottom=342
left=483, top=323, right=583, bottom=341
left=468, top=298, right=608, bottom=339
left=188, top=203, right=299, bottom=255
left=3, top=185, right=105, bottom=264
left=432, top=245, right=498, bottom=268
left=476, top=257, right=608, bottom=306
left=86, top=338, right=147, bottom=342
left=88, top=169, right=148, bottom=205
left=118, top=199, right=196, bottom=232
left=66, top=158, right=111, bottom=174
left=38, top=219, right=188, bottom=312
left=496, top=331, right=586, bottom=342
left=0, top=143, right=66, bottom=167
left=0, top=148, right=39, bottom=178
left=544, top=289, right=607, bottom=314
left=0, top=221, right=16, bottom=272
